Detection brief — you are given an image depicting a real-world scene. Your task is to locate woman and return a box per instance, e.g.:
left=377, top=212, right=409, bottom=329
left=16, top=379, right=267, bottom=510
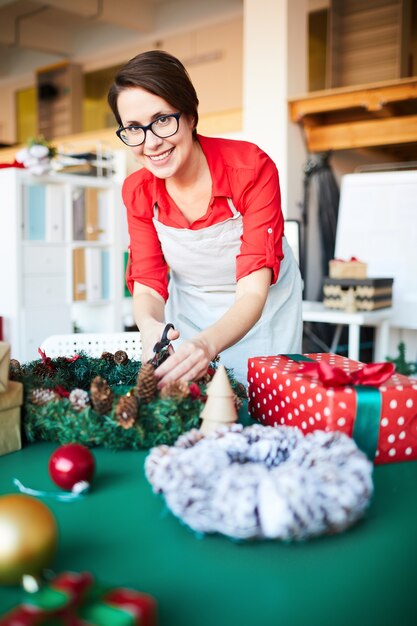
left=108, top=50, right=302, bottom=386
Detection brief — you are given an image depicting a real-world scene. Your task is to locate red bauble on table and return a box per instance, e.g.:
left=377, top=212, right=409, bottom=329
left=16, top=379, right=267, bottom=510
left=48, top=443, right=95, bottom=491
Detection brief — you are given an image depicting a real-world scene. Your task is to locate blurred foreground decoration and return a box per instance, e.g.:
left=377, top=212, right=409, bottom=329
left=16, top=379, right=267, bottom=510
left=0, top=570, right=157, bottom=625
left=0, top=494, right=57, bottom=585
left=15, top=137, right=56, bottom=176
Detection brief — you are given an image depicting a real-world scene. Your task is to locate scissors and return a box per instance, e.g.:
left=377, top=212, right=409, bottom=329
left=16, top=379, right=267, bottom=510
left=150, top=323, right=175, bottom=367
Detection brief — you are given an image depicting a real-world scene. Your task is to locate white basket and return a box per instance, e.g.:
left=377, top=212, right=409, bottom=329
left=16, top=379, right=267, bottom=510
left=40, top=332, right=142, bottom=359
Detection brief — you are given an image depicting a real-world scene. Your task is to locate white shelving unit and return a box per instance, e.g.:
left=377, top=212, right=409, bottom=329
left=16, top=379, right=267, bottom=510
left=0, top=168, right=130, bottom=361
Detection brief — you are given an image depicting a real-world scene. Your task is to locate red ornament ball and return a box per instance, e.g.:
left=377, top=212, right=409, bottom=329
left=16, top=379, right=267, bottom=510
left=48, top=443, right=95, bottom=491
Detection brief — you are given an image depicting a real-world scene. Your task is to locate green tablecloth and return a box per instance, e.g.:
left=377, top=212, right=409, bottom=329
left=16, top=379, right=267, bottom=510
left=1, top=442, right=417, bottom=626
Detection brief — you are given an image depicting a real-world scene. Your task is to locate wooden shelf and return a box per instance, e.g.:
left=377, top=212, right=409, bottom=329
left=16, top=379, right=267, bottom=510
left=326, top=0, right=411, bottom=89
left=289, top=77, right=417, bottom=152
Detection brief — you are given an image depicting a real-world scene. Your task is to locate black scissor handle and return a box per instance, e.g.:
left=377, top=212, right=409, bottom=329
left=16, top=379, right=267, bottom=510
left=153, top=323, right=175, bottom=354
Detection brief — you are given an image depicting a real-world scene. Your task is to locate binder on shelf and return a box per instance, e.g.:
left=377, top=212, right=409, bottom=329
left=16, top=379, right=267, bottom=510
left=85, top=247, right=102, bottom=302
left=84, top=188, right=107, bottom=242
left=72, top=248, right=86, bottom=301
left=24, top=184, right=65, bottom=242
left=101, top=249, right=111, bottom=300
left=45, top=185, right=65, bottom=242
left=24, top=184, right=46, bottom=240
left=97, top=189, right=109, bottom=242
left=123, top=250, right=132, bottom=298
left=72, top=188, right=85, bottom=240
left=85, top=187, right=99, bottom=241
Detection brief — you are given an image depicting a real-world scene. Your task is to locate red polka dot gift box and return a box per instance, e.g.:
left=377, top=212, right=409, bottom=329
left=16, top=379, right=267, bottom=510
left=247, top=353, right=417, bottom=464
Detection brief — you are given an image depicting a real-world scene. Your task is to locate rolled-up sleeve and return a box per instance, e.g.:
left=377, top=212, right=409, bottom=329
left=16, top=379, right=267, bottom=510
left=235, top=152, right=284, bottom=285
left=122, top=176, right=169, bottom=300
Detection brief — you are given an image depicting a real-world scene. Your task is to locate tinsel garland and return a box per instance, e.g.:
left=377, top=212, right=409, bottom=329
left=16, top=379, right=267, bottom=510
left=10, top=353, right=246, bottom=450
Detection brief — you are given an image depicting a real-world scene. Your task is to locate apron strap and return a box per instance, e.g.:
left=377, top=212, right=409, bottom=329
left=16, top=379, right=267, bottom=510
left=227, top=197, right=240, bottom=217
left=154, top=199, right=239, bottom=221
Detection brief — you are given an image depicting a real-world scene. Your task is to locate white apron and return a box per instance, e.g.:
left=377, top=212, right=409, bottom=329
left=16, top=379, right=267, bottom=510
left=153, top=199, right=302, bottom=384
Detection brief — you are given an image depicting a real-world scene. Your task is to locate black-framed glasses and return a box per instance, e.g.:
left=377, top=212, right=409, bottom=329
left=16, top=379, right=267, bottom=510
left=116, top=112, right=182, bottom=147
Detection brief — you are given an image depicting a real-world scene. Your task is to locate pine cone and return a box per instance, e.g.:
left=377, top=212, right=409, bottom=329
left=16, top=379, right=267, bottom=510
left=159, top=380, right=190, bottom=401
left=234, top=382, right=248, bottom=400
left=114, top=350, right=129, bottom=365
left=199, top=366, right=217, bottom=384
left=136, top=363, right=157, bottom=403
left=32, top=362, right=54, bottom=379
left=9, top=359, right=21, bottom=380
left=90, top=376, right=114, bottom=415
left=30, top=388, right=59, bottom=406
left=234, top=394, right=243, bottom=411
left=69, top=388, right=90, bottom=412
left=115, top=394, right=139, bottom=429
left=101, top=351, right=114, bottom=362
left=54, top=356, right=69, bottom=367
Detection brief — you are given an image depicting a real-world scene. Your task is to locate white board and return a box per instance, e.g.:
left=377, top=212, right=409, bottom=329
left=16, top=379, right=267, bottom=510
left=335, top=171, right=417, bottom=329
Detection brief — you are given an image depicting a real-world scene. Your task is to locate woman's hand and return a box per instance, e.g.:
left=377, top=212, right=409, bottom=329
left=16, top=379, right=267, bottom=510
left=154, top=269, right=272, bottom=384
left=154, top=335, right=215, bottom=387
left=140, top=321, right=179, bottom=363
left=132, top=284, right=178, bottom=363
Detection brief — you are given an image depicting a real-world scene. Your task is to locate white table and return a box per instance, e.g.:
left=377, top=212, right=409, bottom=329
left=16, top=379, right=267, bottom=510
left=302, top=301, right=393, bottom=361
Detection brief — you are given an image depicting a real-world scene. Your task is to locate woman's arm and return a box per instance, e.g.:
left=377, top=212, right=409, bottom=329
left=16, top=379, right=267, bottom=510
left=154, top=267, right=271, bottom=386
left=133, top=282, right=179, bottom=363
left=123, top=175, right=174, bottom=360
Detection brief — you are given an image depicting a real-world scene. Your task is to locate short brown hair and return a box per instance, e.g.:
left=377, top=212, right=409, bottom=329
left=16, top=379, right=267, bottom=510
left=108, top=50, right=199, bottom=134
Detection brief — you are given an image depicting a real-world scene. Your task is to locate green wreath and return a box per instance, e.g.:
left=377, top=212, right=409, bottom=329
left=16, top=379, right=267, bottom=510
left=10, top=351, right=246, bottom=451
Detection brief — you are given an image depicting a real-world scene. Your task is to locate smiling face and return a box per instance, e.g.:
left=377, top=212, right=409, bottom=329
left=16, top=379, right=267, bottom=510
left=117, top=87, right=197, bottom=181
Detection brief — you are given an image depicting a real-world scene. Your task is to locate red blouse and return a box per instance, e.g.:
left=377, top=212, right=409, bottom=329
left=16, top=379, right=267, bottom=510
left=122, top=134, right=284, bottom=300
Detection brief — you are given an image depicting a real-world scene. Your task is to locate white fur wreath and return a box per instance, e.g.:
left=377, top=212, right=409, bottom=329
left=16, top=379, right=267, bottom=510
left=145, top=424, right=373, bottom=541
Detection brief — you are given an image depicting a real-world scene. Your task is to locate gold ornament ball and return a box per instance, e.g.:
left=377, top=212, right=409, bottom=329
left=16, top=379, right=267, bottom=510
left=0, top=494, right=58, bottom=585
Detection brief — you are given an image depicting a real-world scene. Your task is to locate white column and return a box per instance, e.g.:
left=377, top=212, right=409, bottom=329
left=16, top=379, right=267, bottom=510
left=242, top=0, right=308, bottom=218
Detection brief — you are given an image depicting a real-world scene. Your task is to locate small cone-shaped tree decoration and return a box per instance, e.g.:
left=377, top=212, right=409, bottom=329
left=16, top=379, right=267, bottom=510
left=199, top=365, right=238, bottom=435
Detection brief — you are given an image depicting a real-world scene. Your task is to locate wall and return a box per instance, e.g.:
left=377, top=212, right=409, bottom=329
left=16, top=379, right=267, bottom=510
left=243, top=0, right=308, bottom=217
left=0, top=74, right=34, bottom=145
left=82, top=17, right=243, bottom=137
